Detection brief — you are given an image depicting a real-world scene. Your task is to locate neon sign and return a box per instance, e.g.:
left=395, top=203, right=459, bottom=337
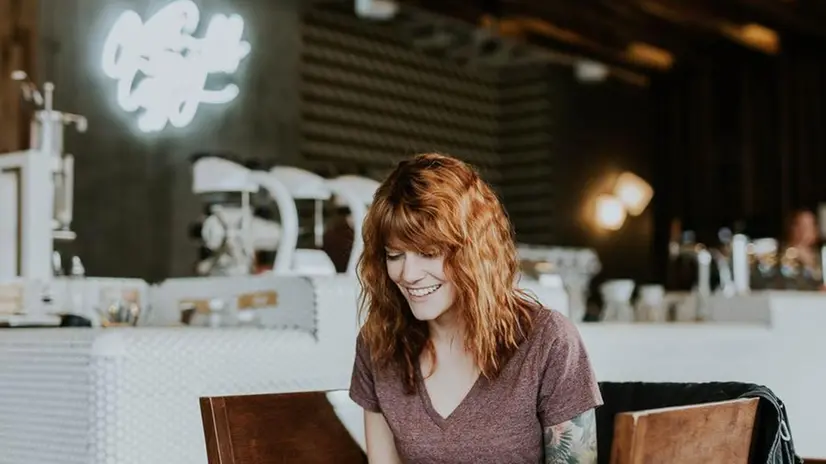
left=101, top=1, right=251, bottom=133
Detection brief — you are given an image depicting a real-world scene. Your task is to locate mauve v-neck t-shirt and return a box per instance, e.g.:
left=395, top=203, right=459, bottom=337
left=349, top=308, right=603, bottom=464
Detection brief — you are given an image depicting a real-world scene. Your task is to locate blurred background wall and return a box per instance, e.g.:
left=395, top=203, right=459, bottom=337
left=24, top=0, right=826, bottom=285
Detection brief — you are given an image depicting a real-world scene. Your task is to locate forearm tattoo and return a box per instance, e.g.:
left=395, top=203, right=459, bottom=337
left=543, top=409, right=597, bottom=464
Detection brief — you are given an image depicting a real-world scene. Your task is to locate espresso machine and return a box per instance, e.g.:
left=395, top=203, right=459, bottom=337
left=0, top=72, right=87, bottom=280
left=190, top=156, right=282, bottom=276
left=190, top=157, right=338, bottom=276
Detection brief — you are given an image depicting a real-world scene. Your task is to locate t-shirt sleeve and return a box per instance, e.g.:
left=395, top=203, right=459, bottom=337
left=537, top=311, right=603, bottom=427
left=349, top=332, right=382, bottom=413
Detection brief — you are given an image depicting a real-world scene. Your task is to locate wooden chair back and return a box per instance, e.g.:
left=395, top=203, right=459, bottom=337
left=610, top=397, right=759, bottom=464
left=199, top=391, right=366, bottom=464
left=199, top=391, right=781, bottom=464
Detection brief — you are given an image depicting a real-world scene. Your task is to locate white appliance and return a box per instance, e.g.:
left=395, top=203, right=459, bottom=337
left=192, top=157, right=338, bottom=277
left=191, top=156, right=282, bottom=276
left=252, top=166, right=337, bottom=276
left=0, top=74, right=87, bottom=281
left=517, top=245, right=602, bottom=321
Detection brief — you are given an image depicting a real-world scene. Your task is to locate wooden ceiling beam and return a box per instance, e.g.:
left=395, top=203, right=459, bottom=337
left=592, top=0, right=716, bottom=51
left=726, top=0, right=826, bottom=41
left=401, top=0, right=651, bottom=71
left=507, top=18, right=672, bottom=72
left=398, top=0, right=652, bottom=86
left=501, top=0, right=626, bottom=49
left=635, top=0, right=826, bottom=45
left=497, top=0, right=674, bottom=72
left=567, top=0, right=721, bottom=70
left=626, top=0, right=780, bottom=54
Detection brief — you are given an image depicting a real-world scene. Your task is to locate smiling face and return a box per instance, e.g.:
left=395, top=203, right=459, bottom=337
left=385, top=247, right=456, bottom=322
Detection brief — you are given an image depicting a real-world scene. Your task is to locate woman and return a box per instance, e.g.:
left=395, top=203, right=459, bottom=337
left=349, top=153, right=603, bottom=463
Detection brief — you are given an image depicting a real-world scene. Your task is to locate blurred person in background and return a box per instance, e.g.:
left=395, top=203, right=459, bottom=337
left=785, top=208, right=819, bottom=268
left=781, top=208, right=823, bottom=289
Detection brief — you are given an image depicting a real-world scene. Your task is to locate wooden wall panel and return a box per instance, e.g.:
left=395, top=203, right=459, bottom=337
left=0, top=0, right=37, bottom=152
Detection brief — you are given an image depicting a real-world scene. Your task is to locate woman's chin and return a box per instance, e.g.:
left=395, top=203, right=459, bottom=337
left=408, top=303, right=450, bottom=322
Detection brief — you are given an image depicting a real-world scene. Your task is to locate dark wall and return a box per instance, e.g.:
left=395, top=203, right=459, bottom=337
left=298, top=6, right=500, bottom=180
left=551, top=72, right=654, bottom=283
left=651, top=37, right=826, bottom=281
left=498, top=65, right=557, bottom=245
left=38, top=0, right=655, bottom=283
left=499, top=63, right=654, bottom=283
left=39, top=0, right=303, bottom=281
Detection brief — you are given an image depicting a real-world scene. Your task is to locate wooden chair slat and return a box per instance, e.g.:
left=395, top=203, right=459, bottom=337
left=199, top=391, right=367, bottom=464
left=610, top=397, right=759, bottom=464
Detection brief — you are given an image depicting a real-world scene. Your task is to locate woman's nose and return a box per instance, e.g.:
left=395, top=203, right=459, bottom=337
left=400, top=254, right=426, bottom=283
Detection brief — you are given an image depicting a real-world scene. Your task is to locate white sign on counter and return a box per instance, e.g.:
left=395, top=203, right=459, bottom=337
left=101, top=0, right=251, bottom=133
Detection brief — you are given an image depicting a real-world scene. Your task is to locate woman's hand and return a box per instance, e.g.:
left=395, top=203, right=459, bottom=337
left=364, top=410, right=402, bottom=464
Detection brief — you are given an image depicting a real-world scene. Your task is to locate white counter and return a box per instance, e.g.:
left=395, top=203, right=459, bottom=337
left=582, top=291, right=826, bottom=458
left=0, top=288, right=824, bottom=463
left=0, top=276, right=362, bottom=464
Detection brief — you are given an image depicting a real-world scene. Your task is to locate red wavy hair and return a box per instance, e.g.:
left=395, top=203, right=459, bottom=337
left=357, top=153, right=538, bottom=394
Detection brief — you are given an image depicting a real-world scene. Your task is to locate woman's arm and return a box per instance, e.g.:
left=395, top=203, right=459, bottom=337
left=364, top=410, right=402, bottom=464
left=543, top=409, right=597, bottom=464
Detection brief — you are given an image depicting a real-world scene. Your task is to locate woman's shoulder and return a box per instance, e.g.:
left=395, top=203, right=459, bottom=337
left=354, top=329, right=399, bottom=375
left=528, top=307, right=583, bottom=348
left=355, top=329, right=374, bottom=360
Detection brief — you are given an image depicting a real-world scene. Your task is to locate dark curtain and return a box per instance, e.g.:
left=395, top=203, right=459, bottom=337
left=650, top=36, right=826, bottom=277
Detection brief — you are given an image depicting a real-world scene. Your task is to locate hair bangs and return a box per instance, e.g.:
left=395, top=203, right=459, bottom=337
left=378, top=201, right=456, bottom=255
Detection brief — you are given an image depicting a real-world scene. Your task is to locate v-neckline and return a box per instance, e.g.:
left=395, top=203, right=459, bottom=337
left=416, top=363, right=483, bottom=430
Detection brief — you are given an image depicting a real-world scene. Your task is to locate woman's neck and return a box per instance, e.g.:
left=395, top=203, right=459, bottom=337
left=428, top=309, right=464, bottom=350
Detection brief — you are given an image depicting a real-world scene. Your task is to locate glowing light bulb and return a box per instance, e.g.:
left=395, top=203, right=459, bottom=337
left=613, top=171, right=653, bottom=216
left=101, top=0, right=251, bottom=133
left=595, top=194, right=627, bottom=231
